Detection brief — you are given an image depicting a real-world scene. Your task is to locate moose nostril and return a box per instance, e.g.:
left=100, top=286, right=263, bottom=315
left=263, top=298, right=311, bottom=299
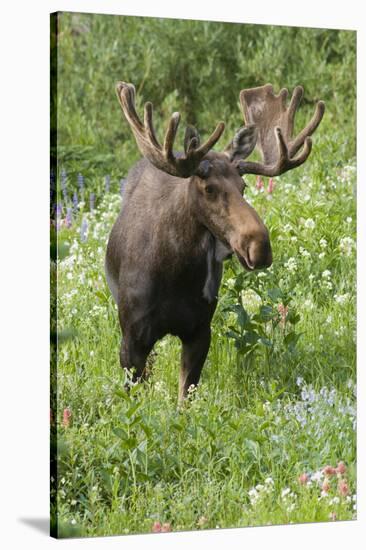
left=248, top=237, right=272, bottom=269
left=246, top=247, right=255, bottom=270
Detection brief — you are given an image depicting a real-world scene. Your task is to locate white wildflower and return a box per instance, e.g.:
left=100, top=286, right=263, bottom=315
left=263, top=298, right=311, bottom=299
left=339, top=237, right=355, bottom=257
left=304, top=218, right=315, bottom=229
left=322, top=270, right=331, bottom=279
left=334, top=293, right=350, bottom=305
left=284, top=257, right=297, bottom=273
left=319, top=238, right=328, bottom=249
left=299, top=247, right=311, bottom=258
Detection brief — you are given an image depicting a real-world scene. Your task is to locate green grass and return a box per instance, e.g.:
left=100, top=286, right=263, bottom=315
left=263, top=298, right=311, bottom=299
left=51, top=11, right=356, bottom=539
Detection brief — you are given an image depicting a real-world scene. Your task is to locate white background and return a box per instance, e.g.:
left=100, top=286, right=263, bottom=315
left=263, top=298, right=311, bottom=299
left=0, top=0, right=365, bottom=548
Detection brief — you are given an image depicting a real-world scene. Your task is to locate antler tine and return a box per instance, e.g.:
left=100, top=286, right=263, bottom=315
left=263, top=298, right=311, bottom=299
left=194, top=122, right=226, bottom=158
left=238, top=83, right=324, bottom=178
left=116, top=81, right=225, bottom=178
left=289, top=100, right=325, bottom=157
left=143, top=102, right=161, bottom=149
left=163, top=111, right=181, bottom=161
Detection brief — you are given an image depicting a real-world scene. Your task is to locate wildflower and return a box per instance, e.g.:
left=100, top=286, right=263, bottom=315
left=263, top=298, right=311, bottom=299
left=319, top=238, right=328, bottom=249
left=72, top=191, right=78, bottom=213
left=338, top=480, right=349, bottom=497
left=322, top=270, right=331, bottom=279
left=319, top=252, right=325, bottom=259
left=322, top=480, right=331, bottom=493
left=255, top=176, right=264, bottom=190
left=77, top=173, right=84, bottom=193
left=70, top=519, right=76, bottom=526
left=336, top=461, right=346, bottom=475
left=346, top=217, right=352, bottom=224
left=60, top=168, right=68, bottom=202
left=161, top=523, right=172, bottom=532
left=62, top=408, right=71, bottom=427
left=152, top=521, right=162, bottom=533
left=299, top=247, right=311, bottom=258
left=281, top=488, right=291, bottom=498
left=197, top=516, right=208, bottom=527
left=311, top=470, right=324, bottom=484
left=65, top=207, right=73, bottom=228
left=277, top=303, right=288, bottom=327
left=339, top=237, right=355, bottom=257
left=334, top=293, right=349, bottom=305
left=304, top=218, right=315, bottom=229
left=323, top=465, right=337, bottom=477
left=267, top=178, right=275, bottom=193
left=265, top=477, right=274, bottom=486
left=284, top=257, right=297, bottom=273
left=298, top=473, right=308, bottom=485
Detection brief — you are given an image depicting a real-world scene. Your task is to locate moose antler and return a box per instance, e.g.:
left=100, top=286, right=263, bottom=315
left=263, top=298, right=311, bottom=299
left=116, top=82, right=225, bottom=178
left=237, top=84, right=325, bottom=176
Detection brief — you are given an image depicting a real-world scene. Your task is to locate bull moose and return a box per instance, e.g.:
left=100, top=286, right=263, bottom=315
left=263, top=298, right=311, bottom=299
left=105, top=82, right=325, bottom=402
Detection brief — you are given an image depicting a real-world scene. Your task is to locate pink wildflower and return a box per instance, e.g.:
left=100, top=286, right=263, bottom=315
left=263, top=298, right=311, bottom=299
left=255, top=176, right=264, bottom=190
left=338, top=480, right=349, bottom=497
left=161, top=523, right=172, bottom=533
left=152, top=521, right=162, bottom=533
left=322, top=480, right=331, bottom=493
left=267, top=178, right=275, bottom=193
left=62, top=408, right=72, bottom=428
left=323, top=465, right=337, bottom=477
left=277, top=303, right=289, bottom=327
left=336, top=461, right=346, bottom=475
left=298, top=473, right=309, bottom=485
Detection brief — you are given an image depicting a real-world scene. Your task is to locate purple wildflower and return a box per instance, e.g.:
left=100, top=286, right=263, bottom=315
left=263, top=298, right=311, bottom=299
left=105, top=175, right=111, bottom=193
left=80, top=218, right=88, bottom=242
left=61, top=168, right=68, bottom=202
left=73, top=190, right=78, bottom=212
left=77, top=173, right=84, bottom=194
left=90, top=192, right=95, bottom=212
left=65, top=207, right=73, bottom=228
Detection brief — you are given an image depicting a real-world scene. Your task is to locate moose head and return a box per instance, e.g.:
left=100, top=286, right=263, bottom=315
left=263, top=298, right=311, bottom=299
left=106, top=82, right=325, bottom=401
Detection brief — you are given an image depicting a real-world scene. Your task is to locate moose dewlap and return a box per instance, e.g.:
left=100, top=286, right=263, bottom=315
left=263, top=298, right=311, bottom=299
left=105, top=82, right=325, bottom=402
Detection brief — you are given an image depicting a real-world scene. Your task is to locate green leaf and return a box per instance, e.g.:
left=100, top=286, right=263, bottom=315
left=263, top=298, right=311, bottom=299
left=267, top=288, right=283, bottom=302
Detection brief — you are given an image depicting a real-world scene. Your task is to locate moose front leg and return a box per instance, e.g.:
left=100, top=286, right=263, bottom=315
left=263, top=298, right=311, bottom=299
left=179, top=326, right=211, bottom=403
left=120, top=334, right=154, bottom=384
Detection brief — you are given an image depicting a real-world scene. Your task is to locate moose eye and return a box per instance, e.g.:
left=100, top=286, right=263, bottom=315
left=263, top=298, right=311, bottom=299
left=205, top=184, right=215, bottom=195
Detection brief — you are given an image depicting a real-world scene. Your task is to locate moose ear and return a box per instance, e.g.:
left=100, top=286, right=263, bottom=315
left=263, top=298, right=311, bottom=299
left=225, top=124, right=258, bottom=162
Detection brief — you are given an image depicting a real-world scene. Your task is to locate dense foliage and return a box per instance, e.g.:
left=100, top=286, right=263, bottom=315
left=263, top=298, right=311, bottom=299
left=51, top=12, right=356, bottom=538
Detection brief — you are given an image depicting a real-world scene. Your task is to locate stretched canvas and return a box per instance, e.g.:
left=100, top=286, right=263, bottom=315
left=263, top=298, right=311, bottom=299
left=50, top=11, right=356, bottom=539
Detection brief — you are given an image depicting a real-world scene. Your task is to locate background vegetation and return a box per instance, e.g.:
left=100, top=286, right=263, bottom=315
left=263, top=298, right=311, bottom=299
left=51, top=12, right=356, bottom=538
